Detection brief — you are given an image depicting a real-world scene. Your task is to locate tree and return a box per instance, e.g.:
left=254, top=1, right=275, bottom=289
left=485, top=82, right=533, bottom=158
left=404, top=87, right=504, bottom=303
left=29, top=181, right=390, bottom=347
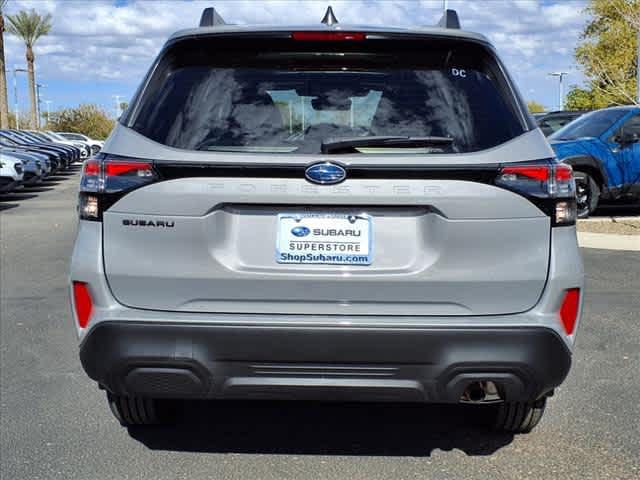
left=7, top=109, right=29, bottom=129
left=0, top=1, right=9, bottom=128
left=47, top=104, right=115, bottom=140
left=565, top=86, right=599, bottom=110
left=6, top=8, right=52, bottom=129
left=574, top=0, right=639, bottom=107
left=526, top=101, right=546, bottom=113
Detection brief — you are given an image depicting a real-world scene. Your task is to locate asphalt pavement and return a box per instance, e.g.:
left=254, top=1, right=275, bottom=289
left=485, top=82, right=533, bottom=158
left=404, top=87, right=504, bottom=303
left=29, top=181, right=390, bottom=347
left=1, top=168, right=639, bottom=480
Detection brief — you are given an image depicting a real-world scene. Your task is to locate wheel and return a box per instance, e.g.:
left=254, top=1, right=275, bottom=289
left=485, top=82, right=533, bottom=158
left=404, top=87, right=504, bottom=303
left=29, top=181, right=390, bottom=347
left=574, top=171, right=600, bottom=218
left=106, top=392, right=168, bottom=426
left=493, top=397, right=547, bottom=433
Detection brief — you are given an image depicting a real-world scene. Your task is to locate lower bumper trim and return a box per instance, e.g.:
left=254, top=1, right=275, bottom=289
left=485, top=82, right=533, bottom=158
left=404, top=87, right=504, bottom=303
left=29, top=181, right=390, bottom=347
left=80, top=322, right=571, bottom=403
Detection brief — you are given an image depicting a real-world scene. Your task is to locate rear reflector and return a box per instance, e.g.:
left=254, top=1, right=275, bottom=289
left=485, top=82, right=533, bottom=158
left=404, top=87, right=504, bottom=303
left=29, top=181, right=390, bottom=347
left=292, top=31, right=365, bottom=41
left=559, top=288, right=580, bottom=335
left=73, top=282, right=93, bottom=329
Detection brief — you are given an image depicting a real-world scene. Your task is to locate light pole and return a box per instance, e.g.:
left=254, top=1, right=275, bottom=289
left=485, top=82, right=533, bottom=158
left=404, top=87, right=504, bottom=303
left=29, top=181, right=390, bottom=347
left=12, top=67, right=28, bottom=130
left=112, top=94, right=123, bottom=118
left=36, top=83, right=46, bottom=129
left=45, top=100, right=52, bottom=126
left=548, top=72, right=569, bottom=111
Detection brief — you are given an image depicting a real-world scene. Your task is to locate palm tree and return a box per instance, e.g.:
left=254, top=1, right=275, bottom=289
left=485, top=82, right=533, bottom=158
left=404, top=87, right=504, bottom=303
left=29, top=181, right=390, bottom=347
left=0, top=1, right=10, bottom=128
left=6, top=9, right=51, bottom=129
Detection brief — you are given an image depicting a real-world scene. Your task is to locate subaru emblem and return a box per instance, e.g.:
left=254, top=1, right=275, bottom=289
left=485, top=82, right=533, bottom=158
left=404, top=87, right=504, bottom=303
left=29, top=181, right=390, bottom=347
left=305, top=162, right=346, bottom=185
left=291, top=226, right=310, bottom=237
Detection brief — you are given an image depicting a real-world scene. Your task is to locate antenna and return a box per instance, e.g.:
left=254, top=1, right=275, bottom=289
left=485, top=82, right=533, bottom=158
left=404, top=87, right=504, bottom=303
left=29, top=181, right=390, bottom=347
left=437, top=9, right=460, bottom=29
left=199, top=7, right=227, bottom=27
left=321, top=6, right=338, bottom=25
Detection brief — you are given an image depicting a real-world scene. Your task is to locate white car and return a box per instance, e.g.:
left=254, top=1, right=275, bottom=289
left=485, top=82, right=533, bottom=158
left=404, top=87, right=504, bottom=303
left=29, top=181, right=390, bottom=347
left=1, top=150, right=44, bottom=185
left=36, top=131, right=91, bottom=159
left=0, top=153, right=24, bottom=193
left=56, top=132, right=104, bottom=155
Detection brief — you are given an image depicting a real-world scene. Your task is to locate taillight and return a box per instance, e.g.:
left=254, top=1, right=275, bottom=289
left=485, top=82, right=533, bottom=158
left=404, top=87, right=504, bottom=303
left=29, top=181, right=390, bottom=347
left=500, top=165, right=550, bottom=183
left=72, top=282, right=93, bottom=329
left=559, top=288, right=580, bottom=335
left=292, top=31, right=365, bottom=41
left=79, top=154, right=158, bottom=221
left=496, top=161, right=576, bottom=226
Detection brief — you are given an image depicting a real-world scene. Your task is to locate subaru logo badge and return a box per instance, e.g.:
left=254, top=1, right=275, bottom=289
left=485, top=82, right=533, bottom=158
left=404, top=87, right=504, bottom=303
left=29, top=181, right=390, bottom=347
left=291, top=226, right=310, bottom=237
left=305, top=162, right=346, bottom=185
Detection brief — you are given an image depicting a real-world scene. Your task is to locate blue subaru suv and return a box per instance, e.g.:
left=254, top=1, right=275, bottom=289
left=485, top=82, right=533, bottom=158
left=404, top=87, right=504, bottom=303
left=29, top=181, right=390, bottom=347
left=550, top=106, right=640, bottom=217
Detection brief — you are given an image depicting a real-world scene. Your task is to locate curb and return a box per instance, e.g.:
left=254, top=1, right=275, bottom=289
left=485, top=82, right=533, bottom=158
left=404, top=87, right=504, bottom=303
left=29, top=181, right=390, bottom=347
left=581, top=216, right=639, bottom=223
left=577, top=232, right=640, bottom=251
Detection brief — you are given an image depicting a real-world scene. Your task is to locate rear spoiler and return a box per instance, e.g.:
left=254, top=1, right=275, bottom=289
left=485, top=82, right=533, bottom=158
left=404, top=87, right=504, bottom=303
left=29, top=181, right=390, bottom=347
left=199, top=7, right=227, bottom=27
left=437, top=9, right=461, bottom=29
left=198, top=5, right=461, bottom=30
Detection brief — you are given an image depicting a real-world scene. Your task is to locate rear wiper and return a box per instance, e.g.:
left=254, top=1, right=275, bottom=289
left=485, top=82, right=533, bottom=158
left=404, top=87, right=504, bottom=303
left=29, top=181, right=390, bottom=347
left=321, top=136, right=454, bottom=154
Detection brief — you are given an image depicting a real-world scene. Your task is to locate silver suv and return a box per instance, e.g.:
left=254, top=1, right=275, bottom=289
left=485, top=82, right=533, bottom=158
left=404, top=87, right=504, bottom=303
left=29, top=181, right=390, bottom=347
left=70, top=8, right=584, bottom=433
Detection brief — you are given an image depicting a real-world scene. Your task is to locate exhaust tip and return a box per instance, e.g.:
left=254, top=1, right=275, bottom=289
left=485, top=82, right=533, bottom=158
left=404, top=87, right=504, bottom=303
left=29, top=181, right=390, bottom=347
left=460, top=381, right=502, bottom=404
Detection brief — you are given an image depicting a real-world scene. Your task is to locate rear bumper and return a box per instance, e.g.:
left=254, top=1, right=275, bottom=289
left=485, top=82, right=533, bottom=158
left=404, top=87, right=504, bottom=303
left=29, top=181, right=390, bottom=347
left=80, top=322, right=571, bottom=403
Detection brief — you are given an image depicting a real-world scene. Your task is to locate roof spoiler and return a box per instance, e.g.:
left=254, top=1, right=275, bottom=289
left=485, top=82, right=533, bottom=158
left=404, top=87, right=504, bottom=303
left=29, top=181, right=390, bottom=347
left=321, top=6, right=339, bottom=25
left=199, top=7, right=227, bottom=27
left=437, top=9, right=461, bottom=29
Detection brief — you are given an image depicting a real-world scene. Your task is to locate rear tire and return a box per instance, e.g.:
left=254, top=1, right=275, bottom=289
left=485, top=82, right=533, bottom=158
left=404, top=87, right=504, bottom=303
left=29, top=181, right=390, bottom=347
left=493, top=397, right=547, bottom=433
left=106, top=392, right=168, bottom=426
left=574, top=171, right=600, bottom=218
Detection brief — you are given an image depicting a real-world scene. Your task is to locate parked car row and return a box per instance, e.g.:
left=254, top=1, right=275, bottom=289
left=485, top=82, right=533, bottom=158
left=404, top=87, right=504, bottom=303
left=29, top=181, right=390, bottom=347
left=57, top=132, right=104, bottom=155
left=534, top=110, right=590, bottom=137
left=539, top=106, right=640, bottom=217
left=0, top=129, right=101, bottom=194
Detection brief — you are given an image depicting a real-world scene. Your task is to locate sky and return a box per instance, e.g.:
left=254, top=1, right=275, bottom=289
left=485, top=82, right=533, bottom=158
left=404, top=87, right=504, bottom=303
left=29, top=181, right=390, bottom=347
left=3, top=0, right=589, bottom=118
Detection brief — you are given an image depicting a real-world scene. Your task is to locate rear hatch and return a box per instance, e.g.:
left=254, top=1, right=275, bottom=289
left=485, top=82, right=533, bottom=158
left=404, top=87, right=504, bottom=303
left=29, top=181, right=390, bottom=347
left=100, top=31, right=551, bottom=316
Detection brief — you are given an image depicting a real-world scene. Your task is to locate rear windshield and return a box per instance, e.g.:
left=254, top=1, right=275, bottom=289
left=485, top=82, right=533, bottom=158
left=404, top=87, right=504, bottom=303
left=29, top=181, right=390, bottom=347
left=130, top=36, right=526, bottom=154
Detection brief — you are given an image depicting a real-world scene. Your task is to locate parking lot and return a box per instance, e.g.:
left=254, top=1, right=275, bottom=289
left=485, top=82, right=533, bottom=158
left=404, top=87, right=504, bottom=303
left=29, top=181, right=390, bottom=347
left=1, top=169, right=639, bottom=480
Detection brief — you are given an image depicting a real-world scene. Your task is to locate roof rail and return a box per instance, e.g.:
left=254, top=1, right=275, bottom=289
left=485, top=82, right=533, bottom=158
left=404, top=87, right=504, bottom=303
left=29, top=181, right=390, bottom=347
left=199, top=7, right=227, bottom=27
left=437, top=9, right=460, bottom=29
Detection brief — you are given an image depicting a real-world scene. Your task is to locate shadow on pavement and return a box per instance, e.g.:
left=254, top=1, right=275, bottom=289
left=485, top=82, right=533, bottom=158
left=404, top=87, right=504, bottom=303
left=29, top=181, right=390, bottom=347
left=59, top=166, right=82, bottom=175
left=0, top=193, right=39, bottom=202
left=22, top=186, right=55, bottom=193
left=593, top=203, right=640, bottom=217
left=0, top=201, right=19, bottom=211
left=45, top=175, right=72, bottom=181
left=128, top=400, right=514, bottom=457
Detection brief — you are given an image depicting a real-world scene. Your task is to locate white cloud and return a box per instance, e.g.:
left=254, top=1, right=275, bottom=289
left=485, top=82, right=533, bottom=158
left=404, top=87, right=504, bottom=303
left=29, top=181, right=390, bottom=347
left=3, top=0, right=589, bottom=110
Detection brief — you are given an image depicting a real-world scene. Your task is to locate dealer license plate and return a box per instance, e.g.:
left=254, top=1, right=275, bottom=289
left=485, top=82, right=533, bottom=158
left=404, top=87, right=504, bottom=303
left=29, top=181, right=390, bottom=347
left=276, top=213, right=373, bottom=265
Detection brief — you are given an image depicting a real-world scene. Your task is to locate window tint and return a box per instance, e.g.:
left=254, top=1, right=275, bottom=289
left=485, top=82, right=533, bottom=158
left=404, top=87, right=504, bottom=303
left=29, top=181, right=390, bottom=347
left=621, top=114, right=640, bottom=136
left=130, top=38, right=525, bottom=154
left=540, top=117, right=575, bottom=134
left=551, top=109, right=627, bottom=141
